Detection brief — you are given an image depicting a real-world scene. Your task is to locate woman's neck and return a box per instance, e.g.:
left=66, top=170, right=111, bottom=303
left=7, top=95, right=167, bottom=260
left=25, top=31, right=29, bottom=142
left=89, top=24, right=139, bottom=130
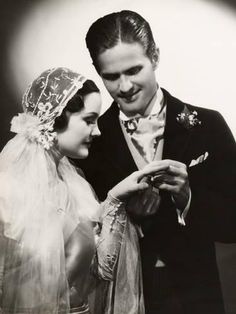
left=51, top=146, right=64, bottom=168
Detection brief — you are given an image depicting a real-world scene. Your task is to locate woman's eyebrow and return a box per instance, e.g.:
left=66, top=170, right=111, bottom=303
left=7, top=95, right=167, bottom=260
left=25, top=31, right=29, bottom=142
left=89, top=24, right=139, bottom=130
left=83, top=112, right=99, bottom=118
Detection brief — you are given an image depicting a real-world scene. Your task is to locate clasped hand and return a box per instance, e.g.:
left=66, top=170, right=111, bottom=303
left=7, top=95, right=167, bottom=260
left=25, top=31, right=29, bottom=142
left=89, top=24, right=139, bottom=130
left=147, top=159, right=190, bottom=210
left=110, top=159, right=190, bottom=217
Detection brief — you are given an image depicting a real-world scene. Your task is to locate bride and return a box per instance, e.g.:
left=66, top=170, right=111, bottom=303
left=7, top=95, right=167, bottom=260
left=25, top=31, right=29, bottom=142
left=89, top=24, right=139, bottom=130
left=0, top=67, right=159, bottom=314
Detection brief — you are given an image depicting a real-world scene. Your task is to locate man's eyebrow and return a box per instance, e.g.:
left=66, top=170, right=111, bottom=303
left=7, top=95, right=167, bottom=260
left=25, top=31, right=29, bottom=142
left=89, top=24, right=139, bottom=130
left=124, top=65, right=142, bottom=73
left=102, top=65, right=142, bottom=76
left=101, top=71, right=120, bottom=78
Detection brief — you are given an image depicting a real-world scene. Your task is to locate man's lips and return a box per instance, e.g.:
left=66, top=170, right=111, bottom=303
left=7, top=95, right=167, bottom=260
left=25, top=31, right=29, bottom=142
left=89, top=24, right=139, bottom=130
left=119, top=89, right=140, bottom=100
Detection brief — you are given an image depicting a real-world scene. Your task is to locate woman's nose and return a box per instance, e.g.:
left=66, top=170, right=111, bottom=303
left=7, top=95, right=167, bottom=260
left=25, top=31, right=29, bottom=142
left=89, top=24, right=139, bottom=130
left=119, top=75, right=133, bottom=93
left=91, top=124, right=101, bottom=137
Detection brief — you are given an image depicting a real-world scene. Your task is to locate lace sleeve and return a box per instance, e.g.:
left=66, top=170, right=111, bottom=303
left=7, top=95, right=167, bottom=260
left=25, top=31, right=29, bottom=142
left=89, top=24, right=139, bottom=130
left=92, top=193, right=126, bottom=281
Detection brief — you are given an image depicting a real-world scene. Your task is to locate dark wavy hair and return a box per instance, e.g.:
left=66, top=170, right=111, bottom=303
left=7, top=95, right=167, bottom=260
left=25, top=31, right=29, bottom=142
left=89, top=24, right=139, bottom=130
left=86, top=10, right=159, bottom=73
left=53, top=79, right=99, bottom=131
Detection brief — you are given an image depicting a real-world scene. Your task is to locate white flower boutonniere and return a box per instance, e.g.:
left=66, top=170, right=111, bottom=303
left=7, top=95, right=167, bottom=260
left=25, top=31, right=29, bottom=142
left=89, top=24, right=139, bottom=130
left=176, top=105, right=201, bottom=129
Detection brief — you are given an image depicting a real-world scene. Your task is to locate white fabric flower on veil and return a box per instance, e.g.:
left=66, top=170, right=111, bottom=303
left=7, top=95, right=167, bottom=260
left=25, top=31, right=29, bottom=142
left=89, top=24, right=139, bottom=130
left=10, top=68, right=86, bottom=150
left=0, top=68, right=97, bottom=313
left=10, top=112, right=57, bottom=149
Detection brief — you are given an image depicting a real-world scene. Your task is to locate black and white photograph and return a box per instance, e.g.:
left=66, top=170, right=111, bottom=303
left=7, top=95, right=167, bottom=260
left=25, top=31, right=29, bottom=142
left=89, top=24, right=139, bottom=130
left=0, top=0, right=235, bottom=313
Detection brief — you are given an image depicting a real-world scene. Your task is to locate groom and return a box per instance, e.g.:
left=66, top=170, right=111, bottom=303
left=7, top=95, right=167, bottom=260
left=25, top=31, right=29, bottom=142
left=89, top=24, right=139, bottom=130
left=78, top=10, right=236, bottom=314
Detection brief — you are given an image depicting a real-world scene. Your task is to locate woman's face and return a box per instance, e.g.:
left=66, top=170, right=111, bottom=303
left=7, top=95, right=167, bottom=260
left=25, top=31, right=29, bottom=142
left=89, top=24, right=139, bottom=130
left=57, top=92, right=101, bottom=159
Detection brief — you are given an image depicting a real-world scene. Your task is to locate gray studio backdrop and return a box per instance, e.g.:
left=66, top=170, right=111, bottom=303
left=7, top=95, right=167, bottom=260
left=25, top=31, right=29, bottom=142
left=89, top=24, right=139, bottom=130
left=0, top=0, right=235, bottom=313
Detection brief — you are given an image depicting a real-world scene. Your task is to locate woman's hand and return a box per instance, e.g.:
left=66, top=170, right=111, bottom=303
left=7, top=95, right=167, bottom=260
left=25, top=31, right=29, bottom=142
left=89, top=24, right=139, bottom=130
left=108, top=162, right=167, bottom=201
left=109, top=159, right=190, bottom=219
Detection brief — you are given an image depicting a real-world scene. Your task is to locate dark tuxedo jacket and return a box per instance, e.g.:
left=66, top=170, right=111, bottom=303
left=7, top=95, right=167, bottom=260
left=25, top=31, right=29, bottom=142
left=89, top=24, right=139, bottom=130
left=78, top=89, right=236, bottom=313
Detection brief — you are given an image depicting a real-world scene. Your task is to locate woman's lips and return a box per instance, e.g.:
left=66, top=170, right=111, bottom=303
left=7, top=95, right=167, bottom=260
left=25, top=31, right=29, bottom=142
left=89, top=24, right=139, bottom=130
left=83, top=141, right=92, bottom=147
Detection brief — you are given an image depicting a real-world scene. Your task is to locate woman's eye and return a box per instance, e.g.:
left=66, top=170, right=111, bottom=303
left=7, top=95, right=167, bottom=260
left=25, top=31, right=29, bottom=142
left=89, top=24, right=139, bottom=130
left=85, top=119, right=96, bottom=125
left=86, top=120, right=93, bottom=125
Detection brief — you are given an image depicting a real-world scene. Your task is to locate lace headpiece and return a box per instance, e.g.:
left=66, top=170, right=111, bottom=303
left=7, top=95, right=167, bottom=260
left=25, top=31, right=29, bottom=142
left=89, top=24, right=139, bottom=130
left=0, top=68, right=99, bottom=313
left=11, top=67, right=86, bottom=149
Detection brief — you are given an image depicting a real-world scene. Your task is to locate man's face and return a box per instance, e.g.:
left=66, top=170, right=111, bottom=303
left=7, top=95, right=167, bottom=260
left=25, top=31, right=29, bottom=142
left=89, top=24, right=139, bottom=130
left=97, top=42, right=158, bottom=117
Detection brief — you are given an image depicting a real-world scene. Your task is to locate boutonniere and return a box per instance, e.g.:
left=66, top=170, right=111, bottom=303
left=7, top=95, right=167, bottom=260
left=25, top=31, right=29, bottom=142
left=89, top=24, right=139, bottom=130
left=176, top=105, right=201, bottom=129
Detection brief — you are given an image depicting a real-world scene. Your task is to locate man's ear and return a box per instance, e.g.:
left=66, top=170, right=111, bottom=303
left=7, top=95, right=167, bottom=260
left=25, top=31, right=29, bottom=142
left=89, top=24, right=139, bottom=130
left=151, top=47, right=160, bottom=70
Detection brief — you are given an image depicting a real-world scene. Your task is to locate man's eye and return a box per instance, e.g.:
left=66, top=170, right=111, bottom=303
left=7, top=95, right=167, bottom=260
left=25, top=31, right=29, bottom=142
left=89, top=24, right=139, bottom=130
left=126, top=67, right=142, bottom=76
left=102, top=74, right=119, bottom=81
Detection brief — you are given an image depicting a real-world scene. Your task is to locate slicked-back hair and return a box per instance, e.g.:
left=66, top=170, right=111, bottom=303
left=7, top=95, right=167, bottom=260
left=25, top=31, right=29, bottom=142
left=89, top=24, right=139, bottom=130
left=86, top=10, right=158, bottom=73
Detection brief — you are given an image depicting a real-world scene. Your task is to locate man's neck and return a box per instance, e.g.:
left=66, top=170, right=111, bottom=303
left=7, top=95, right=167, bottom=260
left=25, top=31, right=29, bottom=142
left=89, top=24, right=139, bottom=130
left=141, top=89, right=158, bottom=116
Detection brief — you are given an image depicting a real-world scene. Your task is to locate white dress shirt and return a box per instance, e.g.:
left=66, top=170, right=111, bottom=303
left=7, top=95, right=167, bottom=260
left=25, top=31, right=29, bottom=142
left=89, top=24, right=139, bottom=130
left=119, top=87, right=191, bottom=266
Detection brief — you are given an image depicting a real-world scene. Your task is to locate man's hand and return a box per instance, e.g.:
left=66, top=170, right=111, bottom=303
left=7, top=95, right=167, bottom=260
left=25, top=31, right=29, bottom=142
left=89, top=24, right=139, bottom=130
left=109, top=159, right=190, bottom=218
left=152, top=159, right=190, bottom=210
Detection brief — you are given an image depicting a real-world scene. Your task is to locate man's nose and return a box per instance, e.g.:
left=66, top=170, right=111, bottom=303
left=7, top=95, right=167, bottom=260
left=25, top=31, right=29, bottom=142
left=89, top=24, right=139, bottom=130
left=119, top=75, right=133, bottom=93
left=91, top=123, right=101, bottom=137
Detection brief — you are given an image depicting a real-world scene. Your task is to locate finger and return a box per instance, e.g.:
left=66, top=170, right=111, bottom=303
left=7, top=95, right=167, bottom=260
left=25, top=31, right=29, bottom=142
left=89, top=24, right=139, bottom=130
left=143, top=160, right=170, bottom=171
left=166, top=168, right=188, bottom=184
left=135, top=181, right=150, bottom=191
left=150, top=172, right=165, bottom=184
left=136, top=164, right=170, bottom=181
left=158, top=181, right=186, bottom=194
left=161, top=159, right=187, bottom=169
left=134, top=160, right=187, bottom=183
left=158, top=182, right=176, bottom=192
left=151, top=169, right=188, bottom=189
left=143, top=160, right=186, bottom=178
left=153, top=174, right=173, bottom=186
left=142, top=160, right=186, bottom=172
left=166, top=175, right=188, bottom=187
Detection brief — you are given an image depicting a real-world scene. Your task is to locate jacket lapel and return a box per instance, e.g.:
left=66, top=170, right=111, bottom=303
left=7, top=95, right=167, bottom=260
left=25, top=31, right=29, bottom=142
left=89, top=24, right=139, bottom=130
left=101, top=89, right=193, bottom=176
left=162, top=89, right=192, bottom=164
left=100, top=103, right=138, bottom=177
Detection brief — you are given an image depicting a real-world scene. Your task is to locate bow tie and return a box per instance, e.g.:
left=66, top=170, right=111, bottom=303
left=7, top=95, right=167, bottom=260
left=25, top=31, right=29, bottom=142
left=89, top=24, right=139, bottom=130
left=121, top=110, right=166, bottom=163
left=122, top=113, right=160, bottom=135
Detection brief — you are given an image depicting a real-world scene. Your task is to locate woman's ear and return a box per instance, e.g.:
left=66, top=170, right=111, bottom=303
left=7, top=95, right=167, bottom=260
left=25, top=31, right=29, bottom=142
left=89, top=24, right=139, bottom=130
left=151, top=47, right=160, bottom=70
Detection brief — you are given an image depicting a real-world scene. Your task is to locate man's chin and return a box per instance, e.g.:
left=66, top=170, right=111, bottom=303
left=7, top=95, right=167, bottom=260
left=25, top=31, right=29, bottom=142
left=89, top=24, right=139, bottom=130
left=117, top=101, right=142, bottom=115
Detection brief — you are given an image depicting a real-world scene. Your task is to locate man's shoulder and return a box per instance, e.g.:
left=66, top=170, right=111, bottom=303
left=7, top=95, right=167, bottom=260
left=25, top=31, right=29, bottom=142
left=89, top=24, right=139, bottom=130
left=188, top=103, right=222, bottom=121
left=162, top=88, right=223, bottom=121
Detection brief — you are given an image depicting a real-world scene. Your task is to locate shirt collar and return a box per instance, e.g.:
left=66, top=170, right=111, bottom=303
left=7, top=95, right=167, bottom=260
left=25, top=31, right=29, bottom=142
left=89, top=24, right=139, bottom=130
left=119, top=87, right=164, bottom=121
